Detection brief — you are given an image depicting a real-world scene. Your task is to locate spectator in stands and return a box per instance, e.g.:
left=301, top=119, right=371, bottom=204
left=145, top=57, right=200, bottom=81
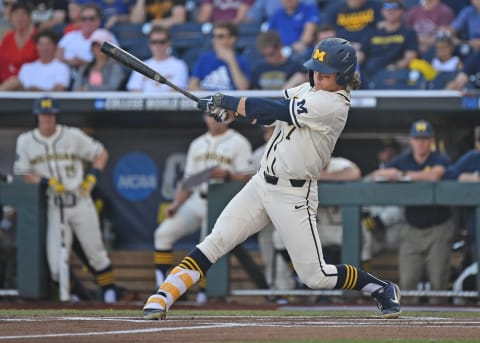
left=29, top=0, right=68, bottom=30
left=266, top=0, right=320, bottom=61
left=188, top=21, right=250, bottom=91
left=63, top=0, right=83, bottom=34
left=126, top=25, right=188, bottom=92
left=81, top=0, right=135, bottom=29
left=446, top=50, right=480, bottom=90
left=373, top=120, right=453, bottom=304
left=443, top=0, right=471, bottom=16
left=15, top=29, right=70, bottom=91
left=430, top=33, right=462, bottom=72
left=56, top=3, right=105, bottom=70
left=244, top=0, right=317, bottom=23
left=314, top=24, right=337, bottom=44
left=448, top=0, right=480, bottom=52
left=0, top=0, right=15, bottom=40
left=358, top=0, right=418, bottom=82
left=0, top=2, right=38, bottom=91
left=323, top=0, right=382, bottom=49
left=72, top=28, right=126, bottom=91
left=197, top=0, right=254, bottom=24
left=250, top=30, right=307, bottom=90
left=130, top=0, right=187, bottom=28
left=405, top=0, right=455, bottom=58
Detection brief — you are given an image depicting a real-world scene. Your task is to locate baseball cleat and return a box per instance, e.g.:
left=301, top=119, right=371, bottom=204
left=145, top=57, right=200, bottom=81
left=143, top=308, right=166, bottom=320
left=143, top=294, right=167, bottom=320
left=372, top=281, right=402, bottom=319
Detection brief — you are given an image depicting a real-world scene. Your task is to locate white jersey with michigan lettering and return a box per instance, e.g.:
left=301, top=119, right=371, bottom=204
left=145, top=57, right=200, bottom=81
left=260, top=83, right=350, bottom=180
left=154, top=129, right=252, bottom=253
left=14, top=125, right=104, bottom=193
left=14, top=124, right=111, bottom=282
left=199, top=82, right=352, bottom=291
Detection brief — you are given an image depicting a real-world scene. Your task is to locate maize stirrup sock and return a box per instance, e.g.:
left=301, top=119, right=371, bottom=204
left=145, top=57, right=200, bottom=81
left=143, top=248, right=212, bottom=320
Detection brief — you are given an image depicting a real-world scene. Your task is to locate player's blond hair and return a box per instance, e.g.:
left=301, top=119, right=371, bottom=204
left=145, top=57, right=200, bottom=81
left=346, top=72, right=361, bottom=90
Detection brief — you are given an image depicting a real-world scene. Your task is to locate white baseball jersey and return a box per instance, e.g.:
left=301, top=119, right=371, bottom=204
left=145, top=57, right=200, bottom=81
left=14, top=125, right=104, bottom=192
left=199, top=82, right=352, bottom=291
left=14, top=125, right=110, bottom=281
left=260, top=83, right=350, bottom=180
left=154, top=128, right=252, bottom=252
left=126, top=56, right=188, bottom=92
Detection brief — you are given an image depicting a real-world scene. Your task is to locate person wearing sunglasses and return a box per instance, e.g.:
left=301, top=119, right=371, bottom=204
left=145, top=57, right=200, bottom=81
left=56, top=2, right=106, bottom=70
left=126, top=25, right=188, bottom=92
left=72, top=28, right=126, bottom=91
left=188, top=21, right=250, bottom=91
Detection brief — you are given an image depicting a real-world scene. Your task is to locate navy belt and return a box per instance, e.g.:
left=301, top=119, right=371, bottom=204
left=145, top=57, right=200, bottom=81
left=199, top=192, right=207, bottom=199
left=263, top=172, right=306, bottom=188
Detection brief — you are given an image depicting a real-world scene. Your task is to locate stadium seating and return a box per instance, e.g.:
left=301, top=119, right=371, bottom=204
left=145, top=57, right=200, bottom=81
left=368, top=68, right=427, bottom=90
left=110, top=22, right=151, bottom=61
left=427, top=71, right=458, bottom=90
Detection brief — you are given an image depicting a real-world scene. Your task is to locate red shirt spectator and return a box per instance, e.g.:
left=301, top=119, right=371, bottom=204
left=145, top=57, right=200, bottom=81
left=0, top=3, right=38, bottom=89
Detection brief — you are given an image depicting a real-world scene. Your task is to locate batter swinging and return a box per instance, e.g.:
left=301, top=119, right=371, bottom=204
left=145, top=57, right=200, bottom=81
left=143, top=38, right=402, bottom=319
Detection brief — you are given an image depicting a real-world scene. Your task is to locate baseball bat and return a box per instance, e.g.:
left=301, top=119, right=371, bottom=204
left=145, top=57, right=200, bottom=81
left=58, top=197, right=70, bottom=302
left=100, top=40, right=200, bottom=103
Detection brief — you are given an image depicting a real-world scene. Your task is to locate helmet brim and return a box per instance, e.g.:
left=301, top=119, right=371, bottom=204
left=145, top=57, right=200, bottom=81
left=303, top=59, right=338, bottom=74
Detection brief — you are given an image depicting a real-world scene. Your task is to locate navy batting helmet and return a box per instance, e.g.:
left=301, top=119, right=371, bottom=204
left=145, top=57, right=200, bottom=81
left=33, top=96, right=60, bottom=115
left=304, top=37, right=357, bottom=86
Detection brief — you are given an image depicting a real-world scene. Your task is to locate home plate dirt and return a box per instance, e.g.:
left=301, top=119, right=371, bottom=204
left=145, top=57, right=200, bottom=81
left=1, top=315, right=479, bottom=342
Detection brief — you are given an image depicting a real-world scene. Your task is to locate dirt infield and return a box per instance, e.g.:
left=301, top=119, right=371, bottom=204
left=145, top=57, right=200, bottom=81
left=1, top=302, right=480, bottom=342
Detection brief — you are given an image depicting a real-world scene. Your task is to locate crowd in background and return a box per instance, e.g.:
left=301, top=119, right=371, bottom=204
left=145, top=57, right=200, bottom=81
left=0, top=0, right=479, bottom=92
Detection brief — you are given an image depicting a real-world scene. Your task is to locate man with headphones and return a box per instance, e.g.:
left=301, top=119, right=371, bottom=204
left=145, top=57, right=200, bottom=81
left=143, top=37, right=402, bottom=320
left=14, top=96, right=119, bottom=303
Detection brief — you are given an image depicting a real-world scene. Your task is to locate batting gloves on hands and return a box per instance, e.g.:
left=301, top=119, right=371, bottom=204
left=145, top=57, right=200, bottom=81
left=197, top=93, right=224, bottom=112
left=48, top=177, right=65, bottom=194
left=80, top=173, right=97, bottom=196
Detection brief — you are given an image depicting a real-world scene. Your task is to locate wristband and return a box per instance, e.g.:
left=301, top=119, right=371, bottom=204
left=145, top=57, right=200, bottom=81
left=219, top=95, right=241, bottom=112
left=87, top=167, right=101, bottom=178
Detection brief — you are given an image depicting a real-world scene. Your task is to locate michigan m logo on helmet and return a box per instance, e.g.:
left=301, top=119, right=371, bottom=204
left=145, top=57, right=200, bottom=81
left=304, top=37, right=357, bottom=86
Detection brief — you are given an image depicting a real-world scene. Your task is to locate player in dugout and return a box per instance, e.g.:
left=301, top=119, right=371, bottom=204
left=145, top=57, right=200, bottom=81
left=142, top=37, right=402, bottom=320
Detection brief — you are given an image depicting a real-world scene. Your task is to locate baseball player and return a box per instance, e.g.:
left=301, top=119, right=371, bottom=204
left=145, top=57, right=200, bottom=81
left=153, top=114, right=252, bottom=304
left=143, top=38, right=402, bottom=319
left=14, top=96, right=118, bottom=303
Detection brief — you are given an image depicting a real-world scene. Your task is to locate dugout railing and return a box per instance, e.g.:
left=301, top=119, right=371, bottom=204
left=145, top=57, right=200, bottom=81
left=2, top=180, right=480, bottom=300
left=206, top=180, right=480, bottom=300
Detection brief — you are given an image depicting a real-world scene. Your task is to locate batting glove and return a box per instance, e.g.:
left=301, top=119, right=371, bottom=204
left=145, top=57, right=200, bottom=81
left=80, top=173, right=97, bottom=196
left=48, top=177, right=65, bottom=194
left=197, top=93, right=224, bottom=112
left=210, top=107, right=235, bottom=124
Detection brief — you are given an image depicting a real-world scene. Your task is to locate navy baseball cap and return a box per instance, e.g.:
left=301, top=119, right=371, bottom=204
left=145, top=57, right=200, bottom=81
left=410, top=120, right=434, bottom=138
left=33, top=96, right=60, bottom=115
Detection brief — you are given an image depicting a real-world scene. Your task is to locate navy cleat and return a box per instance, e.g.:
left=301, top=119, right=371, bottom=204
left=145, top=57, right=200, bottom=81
left=143, top=294, right=167, bottom=320
left=371, top=281, right=402, bottom=319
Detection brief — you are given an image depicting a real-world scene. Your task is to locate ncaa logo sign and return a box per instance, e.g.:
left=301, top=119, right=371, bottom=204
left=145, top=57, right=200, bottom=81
left=114, top=152, right=158, bottom=201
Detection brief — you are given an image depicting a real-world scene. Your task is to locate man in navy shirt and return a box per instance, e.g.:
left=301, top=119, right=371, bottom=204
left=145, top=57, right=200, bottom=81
left=373, top=120, right=454, bottom=304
